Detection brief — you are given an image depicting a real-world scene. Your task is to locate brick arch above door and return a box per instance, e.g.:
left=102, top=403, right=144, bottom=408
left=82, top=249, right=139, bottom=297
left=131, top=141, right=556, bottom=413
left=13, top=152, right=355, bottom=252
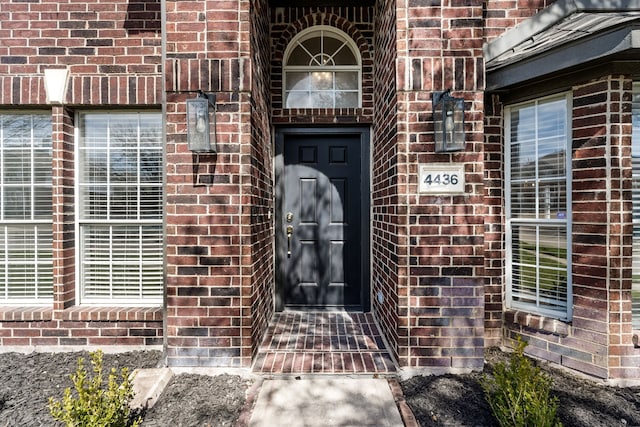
left=272, top=13, right=372, bottom=63
left=270, top=10, right=374, bottom=117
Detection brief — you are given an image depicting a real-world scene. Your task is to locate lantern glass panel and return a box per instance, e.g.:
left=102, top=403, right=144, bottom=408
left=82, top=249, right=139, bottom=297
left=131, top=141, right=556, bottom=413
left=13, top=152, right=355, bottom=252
left=434, top=93, right=465, bottom=152
left=187, top=98, right=211, bottom=152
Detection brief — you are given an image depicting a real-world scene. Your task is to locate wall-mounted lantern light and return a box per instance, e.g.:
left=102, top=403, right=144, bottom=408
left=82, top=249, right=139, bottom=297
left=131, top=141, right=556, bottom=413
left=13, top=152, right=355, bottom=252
left=433, top=89, right=465, bottom=152
left=187, top=91, right=217, bottom=153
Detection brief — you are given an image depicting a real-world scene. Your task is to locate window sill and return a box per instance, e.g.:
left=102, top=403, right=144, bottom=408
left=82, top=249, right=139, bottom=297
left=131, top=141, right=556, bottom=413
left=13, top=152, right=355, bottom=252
left=505, top=309, right=571, bottom=337
left=60, top=306, right=163, bottom=322
left=0, top=306, right=53, bottom=321
left=0, top=306, right=163, bottom=322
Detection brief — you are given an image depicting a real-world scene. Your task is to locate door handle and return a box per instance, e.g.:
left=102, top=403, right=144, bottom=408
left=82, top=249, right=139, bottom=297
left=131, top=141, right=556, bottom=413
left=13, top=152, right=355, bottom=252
left=286, top=225, right=293, bottom=258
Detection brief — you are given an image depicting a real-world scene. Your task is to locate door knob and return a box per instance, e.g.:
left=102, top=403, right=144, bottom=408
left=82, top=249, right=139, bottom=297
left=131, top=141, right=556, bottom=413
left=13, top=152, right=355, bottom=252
left=286, top=225, right=293, bottom=258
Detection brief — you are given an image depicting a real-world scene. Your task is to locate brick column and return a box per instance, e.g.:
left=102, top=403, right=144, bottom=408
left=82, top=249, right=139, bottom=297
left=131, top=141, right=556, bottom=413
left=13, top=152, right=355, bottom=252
left=483, top=94, right=505, bottom=348
left=164, top=0, right=255, bottom=368
left=394, top=0, right=486, bottom=372
left=606, top=76, right=640, bottom=379
left=52, top=107, right=76, bottom=313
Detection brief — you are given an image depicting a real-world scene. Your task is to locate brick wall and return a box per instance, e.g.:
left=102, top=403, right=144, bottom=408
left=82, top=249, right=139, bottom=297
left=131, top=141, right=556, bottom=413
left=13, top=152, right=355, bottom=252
left=570, top=75, right=639, bottom=379
left=164, top=0, right=256, bottom=367
left=483, top=0, right=640, bottom=378
left=497, top=75, right=640, bottom=380
left=372, top=0, right=400, bottom=365
left=484, top=0, right=558, bottom=41
left=605, top=77, right=640, bottom=379
left=0, top=0, right=163, bottom=349
left=52, top=106, right=76, bottom=313
left=165, top=3, right=378, bottom=369
left=2, top=0, right=638, bottom=380
left=394, top=0, right=486, bottom=372
left=0, top=0, right=161, bottom=105
left=0, top=308, right=162, bottom=348
left=249, top=0, right=274, bottom=362
left=483, top=94, right=505, bottom=348
left=569, top=77, right=619, bottom=377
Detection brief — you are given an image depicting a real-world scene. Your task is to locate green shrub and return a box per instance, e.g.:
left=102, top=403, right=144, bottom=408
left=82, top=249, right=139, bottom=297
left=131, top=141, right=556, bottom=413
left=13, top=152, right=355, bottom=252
left=481, top=338, right=562, bottom=427
left=48, top=350, right=141, bottom=427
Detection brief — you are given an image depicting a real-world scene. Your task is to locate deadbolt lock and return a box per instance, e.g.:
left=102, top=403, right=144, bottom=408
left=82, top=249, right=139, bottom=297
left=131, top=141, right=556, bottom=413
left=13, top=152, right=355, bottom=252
left=286, top=212, right=294, bottom=223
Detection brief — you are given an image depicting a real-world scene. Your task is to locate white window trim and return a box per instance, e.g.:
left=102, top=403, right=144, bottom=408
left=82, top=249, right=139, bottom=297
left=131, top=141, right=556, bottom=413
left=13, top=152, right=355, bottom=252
left=283, top=25, right=362, bottom=109
left=75, top=111, right=163, bottom=307
left=0, top=112, right=53, bottom=305
left=505, top=93, right=573, bottom=321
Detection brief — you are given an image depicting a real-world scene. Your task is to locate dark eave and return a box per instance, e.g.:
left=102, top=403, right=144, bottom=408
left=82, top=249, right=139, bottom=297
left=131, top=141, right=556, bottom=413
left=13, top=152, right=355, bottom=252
left=484, top=0, right=640, bottom=92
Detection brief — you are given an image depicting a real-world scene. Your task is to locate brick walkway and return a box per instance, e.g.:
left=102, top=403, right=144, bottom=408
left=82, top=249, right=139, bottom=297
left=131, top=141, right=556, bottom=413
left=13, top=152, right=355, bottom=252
left=253, top=311, right=396, bottom=375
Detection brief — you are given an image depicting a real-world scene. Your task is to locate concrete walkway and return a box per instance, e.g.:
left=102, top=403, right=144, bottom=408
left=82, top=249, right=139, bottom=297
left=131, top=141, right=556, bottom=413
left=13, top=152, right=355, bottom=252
left=247, top=378, right=404, bottom=427
left=131, top=369, right=417, bottom=427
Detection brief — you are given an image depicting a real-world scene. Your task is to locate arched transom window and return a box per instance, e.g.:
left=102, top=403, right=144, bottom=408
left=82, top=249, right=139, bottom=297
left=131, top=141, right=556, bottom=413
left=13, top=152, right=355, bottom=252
left=283, top=26, right=361, bottom=109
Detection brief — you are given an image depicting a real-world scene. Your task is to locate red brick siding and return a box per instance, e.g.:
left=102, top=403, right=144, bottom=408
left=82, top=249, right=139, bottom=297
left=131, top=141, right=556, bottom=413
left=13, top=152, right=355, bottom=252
left=397, top=1, right=486, bottom=372
left=501, top=76, right=640, bottom=380
left=249, top=0, right=274, bottom=362
left=1, top=0, right=638, bottom=380
left=607, top=77, right=640, bottom=379
left=0, top=0, right=161, bottom=105
left=52, top=107, right=76, bottom=312
left=571, top=77, right=622, bottom=378
left=0, top=307, right=162, bottom=347
left=484, top=0, right=558, bottom=42
left=483, top=94, right=505, bottom=347
left=0, top=0, right=163, bottom=347
left=372, top=0, right=400, bottom=365
left=0, top=320, right=162, bottom=347
left=164, top=0, right=255, bottom=367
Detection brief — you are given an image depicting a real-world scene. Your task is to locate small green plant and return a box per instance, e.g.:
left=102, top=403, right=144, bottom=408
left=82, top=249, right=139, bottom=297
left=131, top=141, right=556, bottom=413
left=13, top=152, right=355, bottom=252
left=481, top=338, right=562, bottom=427
left=48, top=349, right=141, bottom=427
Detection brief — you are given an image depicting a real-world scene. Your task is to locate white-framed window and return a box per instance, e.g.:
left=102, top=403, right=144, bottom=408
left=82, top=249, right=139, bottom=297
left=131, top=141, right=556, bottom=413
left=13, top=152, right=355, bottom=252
left=77, top=112, right=163, bottom=305
left=0, top=113, right=52, bottom=303
left=505, top=94, right=572, bottom=320
left=283, top=26, right=361, bottom=109
left=632, top=82, right=640, bottom=330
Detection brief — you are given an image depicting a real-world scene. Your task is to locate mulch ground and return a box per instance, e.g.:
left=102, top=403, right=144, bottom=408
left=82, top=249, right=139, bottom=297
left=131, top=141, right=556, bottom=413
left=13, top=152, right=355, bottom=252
left=1, top=349, right=639, bottom=426
left=400, top=348, right=640, bottom=427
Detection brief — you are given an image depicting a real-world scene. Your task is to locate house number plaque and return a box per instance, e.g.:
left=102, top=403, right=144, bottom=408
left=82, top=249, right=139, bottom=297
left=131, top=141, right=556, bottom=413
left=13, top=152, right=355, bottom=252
left=418, top=163, right=465, bottom=194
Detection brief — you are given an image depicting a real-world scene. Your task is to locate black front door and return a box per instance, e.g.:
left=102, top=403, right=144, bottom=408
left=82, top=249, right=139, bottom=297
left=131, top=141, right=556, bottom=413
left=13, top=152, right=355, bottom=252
left=275, top=128, right=369, bottom=310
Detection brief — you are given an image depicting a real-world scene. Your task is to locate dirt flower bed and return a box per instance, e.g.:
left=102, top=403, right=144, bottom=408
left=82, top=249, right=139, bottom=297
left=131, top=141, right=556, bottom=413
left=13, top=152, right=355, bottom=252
left=142, top=373, right=251, bottom=427
left=0, top=351, right=250, bottom=427
left=401, top=348, right=640, bottom=427
left=0, top=349, right=639, bottom=426
left=0, top=351, right=160, bottom=426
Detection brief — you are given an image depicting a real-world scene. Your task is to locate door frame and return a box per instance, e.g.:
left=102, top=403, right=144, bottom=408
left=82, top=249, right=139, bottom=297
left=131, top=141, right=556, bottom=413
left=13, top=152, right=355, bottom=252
left=274, top=126, right=371, bottom=312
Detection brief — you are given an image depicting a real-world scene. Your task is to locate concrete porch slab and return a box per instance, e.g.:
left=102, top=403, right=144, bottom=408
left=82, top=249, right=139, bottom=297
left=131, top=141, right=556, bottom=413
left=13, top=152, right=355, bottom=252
left=248, top=378, right=404, bottom=427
